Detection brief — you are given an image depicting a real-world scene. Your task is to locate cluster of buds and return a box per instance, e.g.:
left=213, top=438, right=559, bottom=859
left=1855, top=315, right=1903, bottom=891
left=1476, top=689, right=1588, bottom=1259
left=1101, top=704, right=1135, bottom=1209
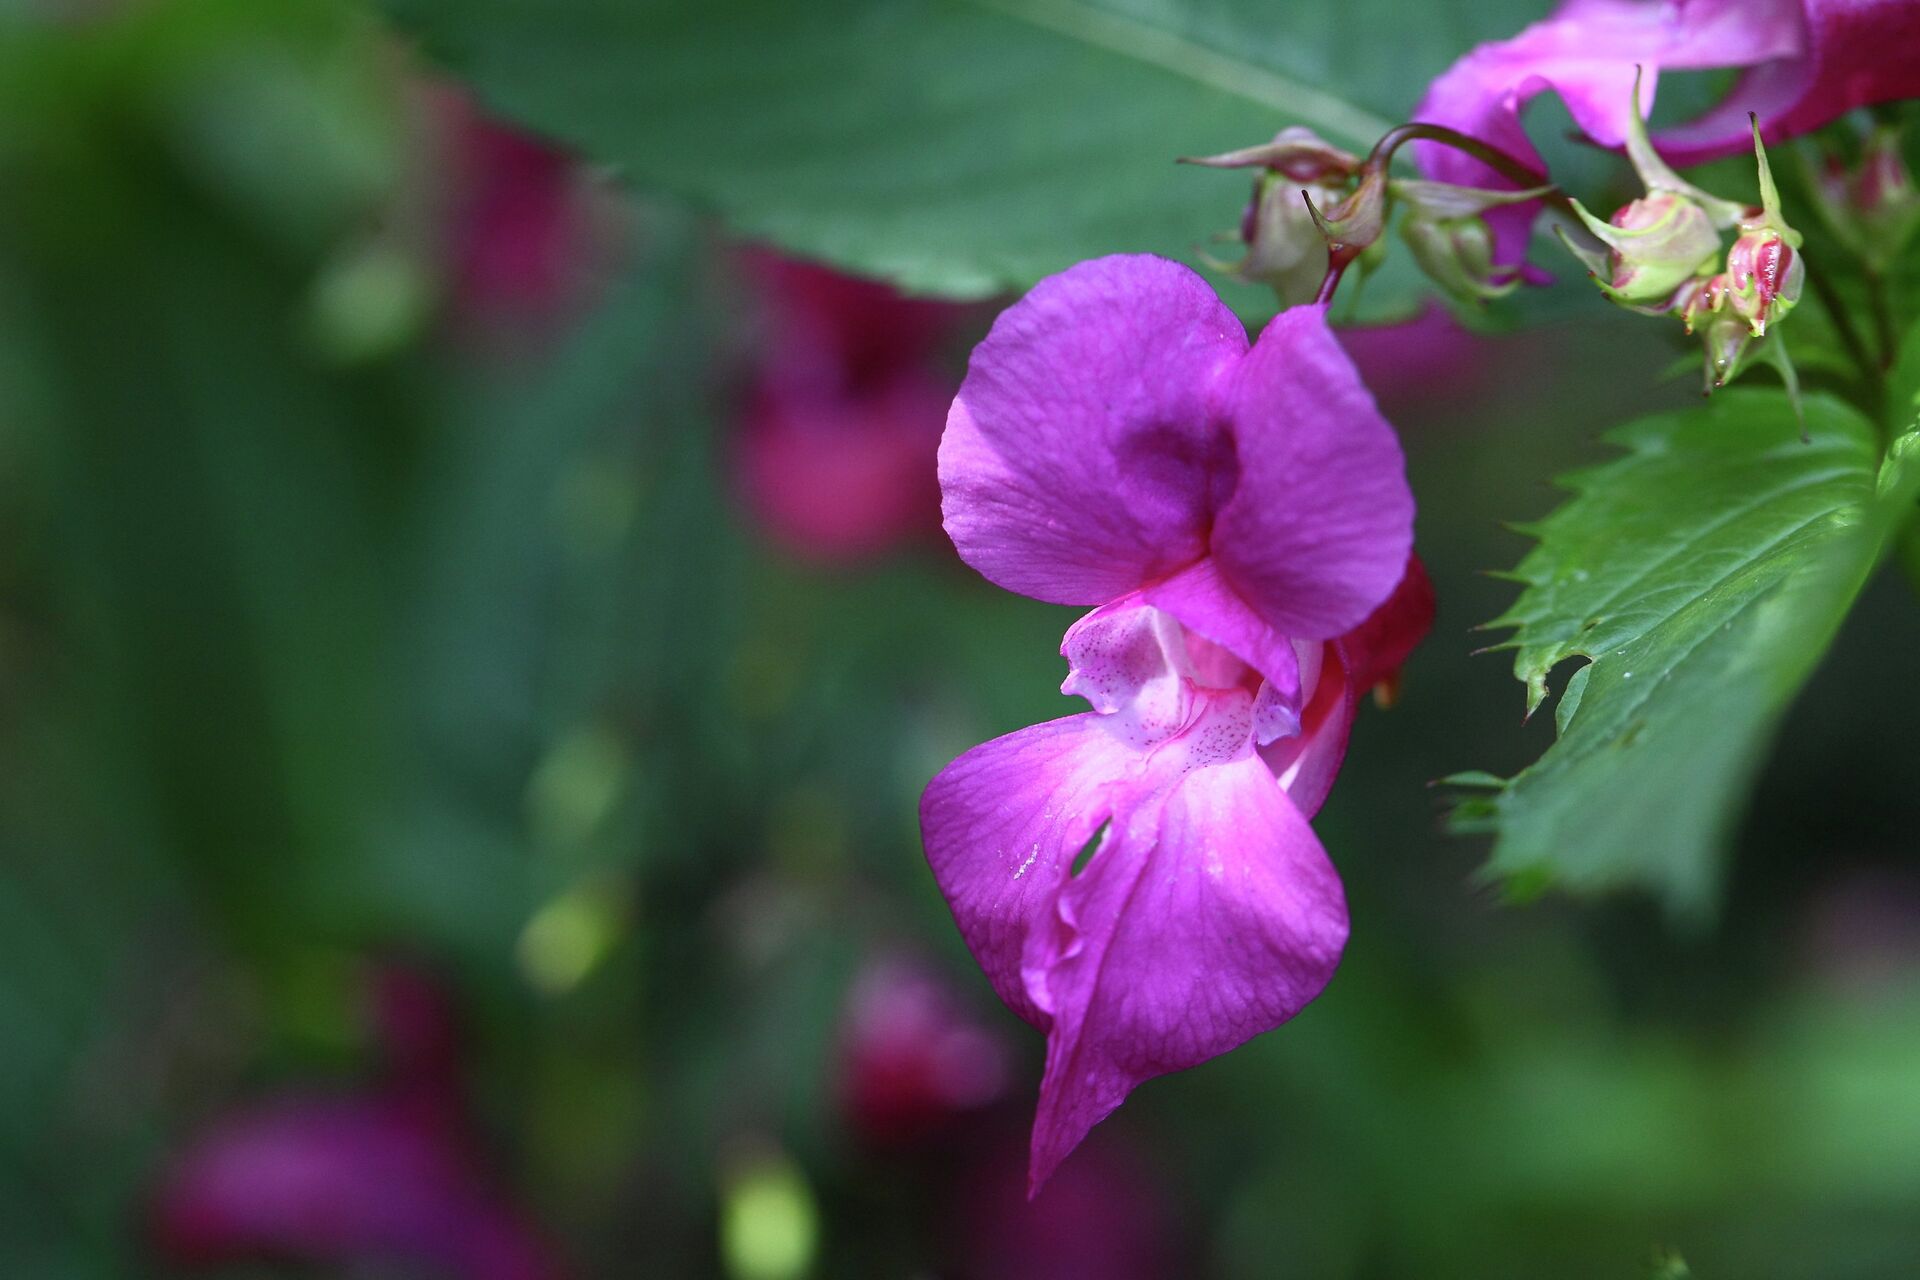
left=1675, top=187, right=1805, bottom=388
left=1183, top=128, right=1544, bottom=309
left=1559, top=75, right=1805, bottom=394
left=1810, top=126, right=1919, bottom=272
left=1182, top=127, right=1363, bottom=307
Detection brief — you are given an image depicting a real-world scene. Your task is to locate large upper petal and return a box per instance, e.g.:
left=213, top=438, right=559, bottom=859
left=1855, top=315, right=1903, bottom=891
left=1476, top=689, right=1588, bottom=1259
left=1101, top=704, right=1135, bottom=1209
left=1208, top=304, right=1414, bottom=641
left=920, top=714, right=1144, bottom=1026
left=1025, top=741, right=1348, bottom=1192
left=940, top=255, right=1247, bottom=605
left=1412, top=0, right=1802, bottom=262
left=1656, top=0, right=1920, bottom=164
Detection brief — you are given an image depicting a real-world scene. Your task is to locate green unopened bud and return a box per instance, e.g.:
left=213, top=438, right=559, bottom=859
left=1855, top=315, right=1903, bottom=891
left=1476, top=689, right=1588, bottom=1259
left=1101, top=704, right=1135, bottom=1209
left=1701, top=305, right=1752, bottom=390
left=1214, top=172, right=1339, bottom=306
left=1566, top=190, right=1721, bottom=305
left=1401, top=213, right=1513, bottom=304
left=1388, top=177, right=1546, bottom=304
left=1717, top=119, right=1804, bottom=338
left=1674, top=267, right=1800, bottom=413
left=1557, top=70, right=1750, bottom=311
left=1618, top=66, right=1746, bottom=228
left=1186, top=128, right=1363, bottom=307
left=1672, top=273, right=1755, bottom=390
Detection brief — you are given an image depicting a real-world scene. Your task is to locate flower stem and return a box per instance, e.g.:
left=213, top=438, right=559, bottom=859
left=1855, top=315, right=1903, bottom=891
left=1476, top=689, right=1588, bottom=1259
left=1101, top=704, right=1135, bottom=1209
left=1806, top=263, right=1886, bottom=408
left=1865, top=268, right=1899, bottom=371
left=1898, top=511, right=1920, bottom=602
left=1308, top=122, right=1571, bottom=310
left=1367, top=123, right=1579, bottom=223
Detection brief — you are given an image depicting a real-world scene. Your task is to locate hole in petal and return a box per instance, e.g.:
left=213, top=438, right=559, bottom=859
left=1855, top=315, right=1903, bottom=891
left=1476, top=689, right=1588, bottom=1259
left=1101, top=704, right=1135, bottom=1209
left=1069, top=821, right=1111, bottom=878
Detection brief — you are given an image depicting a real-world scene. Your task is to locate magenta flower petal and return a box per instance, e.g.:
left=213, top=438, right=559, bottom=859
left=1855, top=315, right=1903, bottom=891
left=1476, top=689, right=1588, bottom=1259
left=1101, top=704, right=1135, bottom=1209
left=1412, top=0, right=1802, bottom=261
left=940, top=255, right=1246, bottom=605
left=1340, top=553, right=1437, bottom=695
left=1655, top=0, right=1920, bottom=164
left=1258, top=647, right=1355, bottom=820
left=1059, top=597, right=1199, bottom=740
left=1208, top=305, right=1414, bottom=640
left=924, top=680, right=1348, bottom=1193
left=1264, top=554, right=1436, bottom=816
left=1026, top=742, right=1346, bottom=1192
left=921, top=713, right=1144, bottom=1026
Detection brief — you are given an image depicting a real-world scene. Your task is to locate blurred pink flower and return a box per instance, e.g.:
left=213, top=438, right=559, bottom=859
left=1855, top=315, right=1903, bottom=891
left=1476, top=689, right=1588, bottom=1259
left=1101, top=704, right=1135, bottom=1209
left=1335, top=305, right=1491, bottom=407
left=149, top=964, right=562, bottom=1280
left=431, top=90, right=601, bottom=325
left=734, top=249, right=978, bottom=563
left=950, top=1128, right=1177, bottom=1280
left=1414, top=0, right=1920, bottom=262
left=835, top=955, right=1012, bottom=1147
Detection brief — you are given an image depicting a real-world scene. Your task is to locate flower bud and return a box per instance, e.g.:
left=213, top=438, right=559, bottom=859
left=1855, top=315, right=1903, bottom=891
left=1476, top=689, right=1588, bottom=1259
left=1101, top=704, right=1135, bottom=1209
left=1556, top=71, right=1746, bottom=312
left=1567, top=191, right=1721, bottom=306
left=1724, top=224, right=1803, bottom=335
left=1811, top=127, right=1919, bottom=270
left=1700, top=306, right=1753, bottom=390
left=1401, top=211, right=1518, bottom=304
left=1302, top=164, right=1389, bottom=273
left=1216, top=171, right=1341, bottom=307
left=1185, top=127, right=1364, bottom=306
left=1713, top=118, right=1804, bottom=341
left=1387, top=177, right=1544, bottom=305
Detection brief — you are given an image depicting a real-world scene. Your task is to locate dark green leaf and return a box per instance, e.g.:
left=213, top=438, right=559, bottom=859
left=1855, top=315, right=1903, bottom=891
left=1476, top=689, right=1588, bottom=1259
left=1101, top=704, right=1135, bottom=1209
left=1460, top=389, right=1920, bottom=915
left=382, top=0, right=1543, bottom=317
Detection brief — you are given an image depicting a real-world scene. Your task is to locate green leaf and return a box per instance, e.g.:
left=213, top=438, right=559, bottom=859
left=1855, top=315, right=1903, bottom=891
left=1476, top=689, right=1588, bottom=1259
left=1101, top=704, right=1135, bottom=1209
left=1462, top=389, right=1920, bottom=916
left=382, top=0, right=1538, bottom=317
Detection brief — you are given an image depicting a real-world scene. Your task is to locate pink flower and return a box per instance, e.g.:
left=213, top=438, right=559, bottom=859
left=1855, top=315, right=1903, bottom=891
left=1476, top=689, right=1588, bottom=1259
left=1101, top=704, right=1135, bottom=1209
left=1336, top=305, right=1491, bottom=408
left=949, top=1127, right=1178, bottom=1280
left=148, top=966, right=561, bottom=1280
left=1413, top=0, right=1920, bottom=261
left=152, top=1098, right=559, bottom=1280
left=921, top=255, right=1426, bottom=1191
left=734, top=250, right=978, bottom=563
left=835, top=954, right=1013, bottom=1147
left=435, top=94, right=599, bottom=324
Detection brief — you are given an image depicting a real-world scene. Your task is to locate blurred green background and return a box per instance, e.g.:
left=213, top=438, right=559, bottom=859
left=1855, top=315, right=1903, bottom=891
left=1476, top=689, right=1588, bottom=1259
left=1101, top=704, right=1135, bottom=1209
left=3, top=2, right=1919, bottom=1278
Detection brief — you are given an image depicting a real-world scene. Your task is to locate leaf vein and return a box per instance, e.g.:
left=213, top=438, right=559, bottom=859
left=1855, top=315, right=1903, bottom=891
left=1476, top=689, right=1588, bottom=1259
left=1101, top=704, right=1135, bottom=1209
left=966, top=0, right=1395, bottom=146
